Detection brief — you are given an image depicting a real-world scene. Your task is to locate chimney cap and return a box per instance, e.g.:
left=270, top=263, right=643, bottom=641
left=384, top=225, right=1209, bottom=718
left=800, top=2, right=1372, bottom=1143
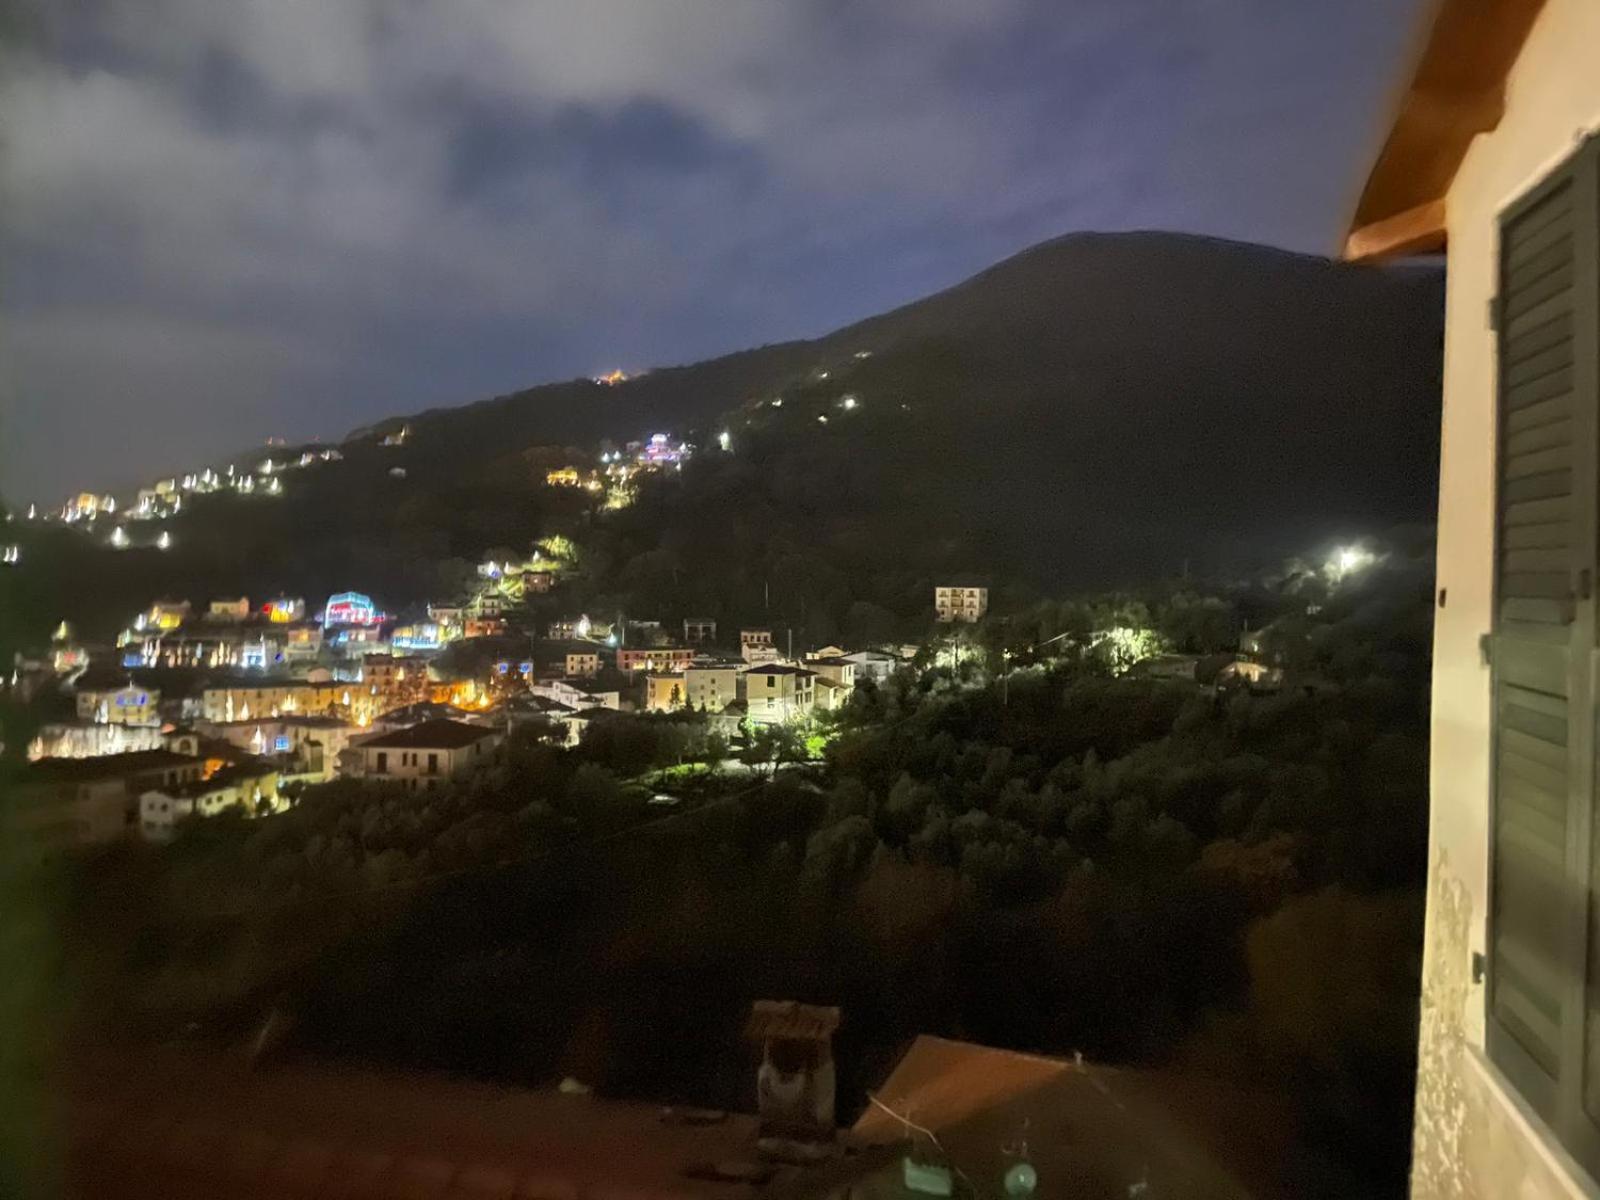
left=745, top=1000, right=840, bottom=1042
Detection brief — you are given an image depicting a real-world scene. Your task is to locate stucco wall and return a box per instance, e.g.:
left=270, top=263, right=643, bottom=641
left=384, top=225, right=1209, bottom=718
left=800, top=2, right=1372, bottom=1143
left=1417, top=0, right=1600, bottom=1193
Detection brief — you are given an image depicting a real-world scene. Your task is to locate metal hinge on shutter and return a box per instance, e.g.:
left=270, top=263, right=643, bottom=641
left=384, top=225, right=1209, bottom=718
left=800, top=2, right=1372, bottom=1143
left=1488, top=295, right=1504, bottom=331
left=1479, top=632, right=1494, bottom=667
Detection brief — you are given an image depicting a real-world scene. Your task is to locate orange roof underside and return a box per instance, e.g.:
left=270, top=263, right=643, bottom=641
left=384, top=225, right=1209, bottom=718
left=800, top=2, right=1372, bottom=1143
left=1345, top=0, right=1548, bottom=261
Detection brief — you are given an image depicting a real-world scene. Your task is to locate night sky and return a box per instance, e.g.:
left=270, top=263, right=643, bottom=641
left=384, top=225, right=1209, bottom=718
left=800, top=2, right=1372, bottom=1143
left=0, top=0, right=1425, bottom=506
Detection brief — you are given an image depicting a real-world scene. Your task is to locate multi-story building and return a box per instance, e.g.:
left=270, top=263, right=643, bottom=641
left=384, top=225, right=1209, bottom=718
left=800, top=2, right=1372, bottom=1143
left=28, top=721, right=165, bottom=761
left=75, top=683, right=161, bottom=726
left=741, top=664, right=817, bottom=724
left=208, top=597, right=251, bottom=621
left=356, top=719, right=503, bottom=790
left=934, top=586, right=988, bottom=623
left=617, top=645, right=697, bottom=673
left=7, top=750, right=204, bottom=848
left=200, top=681, right=370, bottom=724
left=684, top=662, right=742, bottom=713
left=566, top=649, right=601, bottom=677
left=139, top=762, right=282, bottom=842
left=683, top=617, right=718, bottom=644
left=1344, top=1, right=1600, bottom=1192
left=644, top=672, right=688, bottom=712
left=284, top=623, right=324, bottom=662
left=842, top=649, right=904, bottom=684
left=530, top=678, right=621, bottom=712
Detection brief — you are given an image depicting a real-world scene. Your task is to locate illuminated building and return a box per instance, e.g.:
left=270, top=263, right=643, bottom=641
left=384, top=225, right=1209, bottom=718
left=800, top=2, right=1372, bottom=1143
left=202, top=682, right=378, bottom=725
left=391, top=623, right=444, bottom=651
left=530, top=678, right=620, bottom=712
left=683, top=663, right=741, bottom=712
left=934, top=586, right=988, bottom=623
left=208, top=597, right=251, bottom=622
left=2, top=545, right=18, bottom=566
left=28, top=721, right=164, bottom=761
left=741, top=664, right=818, bottom=724
left=108, top=526, right=129, bottom=549
left=138, top=763, right=282, bottom=842
left=284, top=624, right=324, bottom=661
left=463, top=616, right=507, bottom=639
left=594, top=369, right=629, bottom=386
left=565, top=649, right=601, bottom=677
left=546, top=466, right=581, bottom=487
left=644, top=673, right=687, bottom=712
left=264, top=596, right=305, bottom=623
left=357, top=719, right=503, bottom=789
left=639, top=433, right=689, bottom=466
left=616, top=645, right=697, bottom=674
left=147, top=600, right=192, bottom=631
left=683, top=617, right=717, bottom=644
left=75, top=684, right=161, bottom=727
left=323, top=591, right=379, bottom=626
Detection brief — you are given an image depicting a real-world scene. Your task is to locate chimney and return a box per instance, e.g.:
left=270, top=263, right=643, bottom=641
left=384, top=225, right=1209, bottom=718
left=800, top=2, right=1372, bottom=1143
left=745, top=1001, right=840, bottom=1147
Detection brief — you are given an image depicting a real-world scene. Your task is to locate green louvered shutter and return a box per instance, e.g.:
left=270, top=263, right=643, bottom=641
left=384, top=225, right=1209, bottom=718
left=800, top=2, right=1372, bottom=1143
left=1488, top=135, right=1600, bottom=1162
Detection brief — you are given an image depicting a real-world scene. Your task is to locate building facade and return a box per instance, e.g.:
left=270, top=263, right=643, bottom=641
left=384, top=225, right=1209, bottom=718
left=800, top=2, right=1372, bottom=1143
left=356, top=719, right=504, bottom=789
left=1347, top=0, right=1600, bottom=1194
left=934, top=585, right=988, bottom=623
left=75, top=683, right=161, bottom=726
left=741, top=665, right=817, bottom=724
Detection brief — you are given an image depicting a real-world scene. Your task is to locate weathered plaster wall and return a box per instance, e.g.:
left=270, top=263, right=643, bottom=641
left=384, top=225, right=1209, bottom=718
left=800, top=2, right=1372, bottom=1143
left=1415, top=0, right=1600, bottom=1192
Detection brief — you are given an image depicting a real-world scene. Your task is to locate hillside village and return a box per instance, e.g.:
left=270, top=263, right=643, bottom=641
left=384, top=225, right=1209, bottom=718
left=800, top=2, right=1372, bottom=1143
left=5, top=475, right=1375, bottom=854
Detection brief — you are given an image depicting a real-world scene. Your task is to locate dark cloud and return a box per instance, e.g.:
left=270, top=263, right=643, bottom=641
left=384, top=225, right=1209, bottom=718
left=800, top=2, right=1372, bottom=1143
left=0, top=0, right=1428, bottom=504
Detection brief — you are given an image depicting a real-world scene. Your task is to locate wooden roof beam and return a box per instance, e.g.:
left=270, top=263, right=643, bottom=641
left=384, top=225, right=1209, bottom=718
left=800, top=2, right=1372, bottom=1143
left=1345, top=198, right=1448, bottom=262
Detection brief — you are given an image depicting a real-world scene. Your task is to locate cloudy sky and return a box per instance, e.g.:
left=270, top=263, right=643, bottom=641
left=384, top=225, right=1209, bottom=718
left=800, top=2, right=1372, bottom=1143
left=0, top=0, right=1424, bottom=505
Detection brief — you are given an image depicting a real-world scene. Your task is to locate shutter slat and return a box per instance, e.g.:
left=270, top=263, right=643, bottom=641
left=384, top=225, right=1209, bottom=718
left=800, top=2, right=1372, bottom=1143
left=1506, top=234, right=1576, bottom=295
left=1501, top=725, right=1570, bottom=770
left=1502, top=470, right=1573, bottom=504
left=1506, top=371, right=1574, bottom=413
left=1498, top=765, right=1566, bottom=820
left=1505, top=185, right=1574, bottom=257
left=1504, top=497, right=1570, bottom=527
left=1503, top=548, right=1570, bottom=575
left=1501, top=746, right=1568, bottom=795
left=1506, top=446, right=1572, bottom=480
left=1507, top=419, right=1574, bottom=457
left=1503, top=522, right=1568, bottom=551
left=1507, top=292, right=1576, bottom=342
left=1500, top=597, right=1571, bottom=626
left=1505, top=336, right=1574, bottom=382
left=1507, top=395, right=1574, bottom=436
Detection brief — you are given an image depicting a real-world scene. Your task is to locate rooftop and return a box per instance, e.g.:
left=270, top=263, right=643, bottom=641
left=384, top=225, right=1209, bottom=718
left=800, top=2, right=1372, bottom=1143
left=744, top=664, right=817, bottom=678
left=147, top=759, right=279, bottom=800
left=62, top=1044, right=769, bottom=1200
left=357, top=718, right=500, bottom=750
left=21, top=749, right=201, bottom=784
left=851, top=1036, right=1294, bottom=1199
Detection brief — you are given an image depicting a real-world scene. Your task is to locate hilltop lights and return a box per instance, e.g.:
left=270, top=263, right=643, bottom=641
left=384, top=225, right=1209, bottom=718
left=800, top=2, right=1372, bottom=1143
left=109, top=526, right=129, bottom=549
left=718, top=430, right=732, bottom=452
left=156, top=531, right=172, bottom=551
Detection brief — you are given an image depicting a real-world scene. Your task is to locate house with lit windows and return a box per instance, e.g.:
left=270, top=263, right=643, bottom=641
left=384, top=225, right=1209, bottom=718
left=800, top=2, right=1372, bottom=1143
left=740, top=664, right=817, bottom=724
left=1346, top=0, right=1600, bottom=1192
left=934, top=585, right=988, bottom=623
left=138, top=761, right=282, bottom=842
left=74, top=683, right=161, bottom=726
left=356, top=718, right=503, bottom=789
